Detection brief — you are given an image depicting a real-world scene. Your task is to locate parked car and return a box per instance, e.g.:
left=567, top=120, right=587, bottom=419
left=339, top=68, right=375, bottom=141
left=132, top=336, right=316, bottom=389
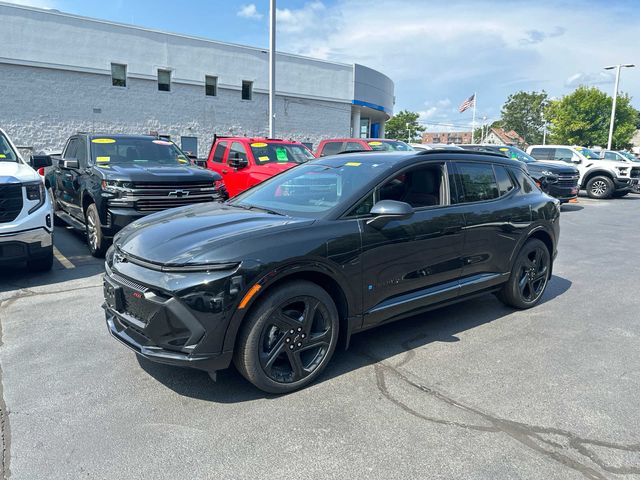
left=315, top=138, right=414, bottom=156
left=206, top=137, right=315, bottom=199
left=526, top=145, right=640, bottom=199
left=600, top=150, right=640, bottom=193
left=460, top=144, right=579, bottom=203
left=0, top=128, right=54, bottom=271
left=45, top=133, right=223, bottom=257
left=104, top=149, right=560, bottom=393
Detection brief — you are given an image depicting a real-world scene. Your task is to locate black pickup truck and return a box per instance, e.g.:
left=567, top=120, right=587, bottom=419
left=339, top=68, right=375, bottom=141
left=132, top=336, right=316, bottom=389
left=44, top=133, right=223, bottom=256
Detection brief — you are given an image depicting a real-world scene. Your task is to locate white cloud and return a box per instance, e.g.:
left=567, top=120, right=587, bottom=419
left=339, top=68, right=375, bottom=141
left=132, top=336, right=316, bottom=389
left=565, top=71, right=614, bottom=88
left=237, top=4, right=263, bottom=20
left=274, top=0, right=640, bottom=128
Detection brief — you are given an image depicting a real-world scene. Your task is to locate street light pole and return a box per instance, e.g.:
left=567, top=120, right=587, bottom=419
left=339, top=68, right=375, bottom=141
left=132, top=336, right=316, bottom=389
left=406, top=122, right=411, bottom=143
left=268, top=0, right=276, bottom=138
left=604, top=63, right=635, bottom=150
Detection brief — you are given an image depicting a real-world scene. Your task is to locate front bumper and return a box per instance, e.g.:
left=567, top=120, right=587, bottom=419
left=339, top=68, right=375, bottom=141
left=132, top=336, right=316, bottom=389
left=613, top=177, right=637, bottom=192
left=103, top=208, right=147, bottom=237
left=546, top=184, right=579, bottom=203
left=0, top=226, right=53, bottom=264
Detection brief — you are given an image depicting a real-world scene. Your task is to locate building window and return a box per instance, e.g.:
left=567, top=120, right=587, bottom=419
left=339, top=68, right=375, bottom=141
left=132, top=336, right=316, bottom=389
left=158, top=69, right=171, bottom=92
left=111, top=63, right=126, bottom=87
left=205, top=76, right=218, bottom=97
left=241, top=80, right=253, bottom=100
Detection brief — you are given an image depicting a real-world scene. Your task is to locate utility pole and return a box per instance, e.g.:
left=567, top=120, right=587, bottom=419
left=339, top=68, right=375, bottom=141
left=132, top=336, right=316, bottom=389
left=268, top=0, right=276, bottom=138
left=604, top=64, right=634, bottom=150
left=406, top=122, right=411, bottom=143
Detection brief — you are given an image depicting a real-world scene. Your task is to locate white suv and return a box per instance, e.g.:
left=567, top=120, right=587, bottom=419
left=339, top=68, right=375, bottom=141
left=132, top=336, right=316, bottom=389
left=526, top=145, right=640, bottom=199
left=0, top=128, right=54, bottom=271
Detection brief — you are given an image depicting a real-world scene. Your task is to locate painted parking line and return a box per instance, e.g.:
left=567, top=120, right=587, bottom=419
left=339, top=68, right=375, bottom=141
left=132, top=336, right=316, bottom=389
left=53, top=246, right=75, bottom=269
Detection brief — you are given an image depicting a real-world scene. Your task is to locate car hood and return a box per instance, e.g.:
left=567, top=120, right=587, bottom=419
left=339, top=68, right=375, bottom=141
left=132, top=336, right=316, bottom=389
left=115, top=202, right=313, bottom=265
left=0, top=160, right=40, bottom=183
left=528, top=162, right=578, bottom=175
left=94, top=163, right=219, bottom=182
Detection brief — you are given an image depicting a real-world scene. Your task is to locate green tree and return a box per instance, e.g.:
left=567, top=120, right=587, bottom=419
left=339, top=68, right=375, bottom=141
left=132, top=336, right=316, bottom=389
left=546, top=86, right=639, bottom=149
left=500, top=91, right=548, bottom=145
left=385, top=110, right=425, bottom=142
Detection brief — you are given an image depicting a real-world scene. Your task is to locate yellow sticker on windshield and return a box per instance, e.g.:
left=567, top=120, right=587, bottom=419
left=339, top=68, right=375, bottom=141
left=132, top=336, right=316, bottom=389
left=0, top=154, right=5, bottom=158
left=368, top=141, right=382, bottom=146
left=575, top=147, right=583, bottom=150
left=96, top=156, right=110, bottom=162
left=499, top=147, right=509, bottom=151
left=178, top=158, right=188, bottom=164
left=92, top=138, right=116, bottom=144
left=258, top=156, right=269, bottom=161
left=251, top=142, right=268, bottom=148
left=345, top=162, right=361, bottom=166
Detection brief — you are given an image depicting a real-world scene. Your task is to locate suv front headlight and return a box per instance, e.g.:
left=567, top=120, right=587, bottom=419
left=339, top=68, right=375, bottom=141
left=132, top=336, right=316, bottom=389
left=616, top=167, right=629, bottom=176
left=25, top=181, right=46, bottom=214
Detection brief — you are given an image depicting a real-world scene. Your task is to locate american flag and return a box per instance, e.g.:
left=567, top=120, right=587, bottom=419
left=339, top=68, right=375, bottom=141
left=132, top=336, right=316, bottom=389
left=459, top=94, right=476, bottom=113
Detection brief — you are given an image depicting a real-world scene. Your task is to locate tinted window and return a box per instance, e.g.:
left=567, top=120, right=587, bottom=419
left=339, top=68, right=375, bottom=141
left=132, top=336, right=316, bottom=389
left=378, top=165, right=442, bottom=208
left=320, top=142, right=343, bottom=156
left=64, top=138, right=78, bottom=160
left=494, top=165, right=515, bottom=196
left=158, top=69, right=171, bottom=92
left=530, top=148, right=552, bottom=161
left=346, top=191, right=375, bottom=217
left=455, top=162, right=499, bottom=203
left=230, top=142, right=248, bottom=162
left=111, top=63, right=126, bottom=87
left=345, top=142, right=366, bottom=152
left=554, top=148, right=573, bottom=162
left=76, top=139, right=88, bottom=166
left=205, top=75, right=217, bottom=96
left=212, top=142, right=228, bottom=162
left=510, top=167, right=537, bottom=193
left=242, top=81, right=253, bottom=100
left=249, top=142, right=314, bottom=164
left=90, top=137, right=190, bottom=166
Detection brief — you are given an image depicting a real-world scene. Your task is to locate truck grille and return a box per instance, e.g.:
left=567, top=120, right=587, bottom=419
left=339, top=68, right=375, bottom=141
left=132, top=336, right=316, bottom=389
left=0, top=184, right=23, bottom=223
left=555, top=175, right=580, bottom=187
left=135, top=196, right=215, bottom=212
left=115, top=182, right=220, bottom=213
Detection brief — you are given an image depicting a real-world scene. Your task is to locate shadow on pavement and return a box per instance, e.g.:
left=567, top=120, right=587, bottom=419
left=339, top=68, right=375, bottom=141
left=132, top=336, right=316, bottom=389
left=561, top=204, right=583, bottom=212
left=138, top=274, right=572, bottom=403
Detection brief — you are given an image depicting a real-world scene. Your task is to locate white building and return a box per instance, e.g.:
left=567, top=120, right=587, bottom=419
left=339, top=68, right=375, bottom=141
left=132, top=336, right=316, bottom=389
left=0, top=2, right=394, bottom=156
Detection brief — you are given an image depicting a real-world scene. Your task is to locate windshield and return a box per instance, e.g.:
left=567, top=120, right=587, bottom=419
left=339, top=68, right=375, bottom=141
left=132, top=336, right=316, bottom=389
left=575, top=147, right=599, bottom=159
left=0, top=133, right=18, bottom=162
left=500, top=146, right=536, bottom=164
left=90, top=137, right=190, bottom=166
left=621, top=151, right=640, bottom=162
left=367, top=140, right=413, bottom=151
left=249, top=142, right=315, bottom=165
left=229, top=161, right=385, bottom=218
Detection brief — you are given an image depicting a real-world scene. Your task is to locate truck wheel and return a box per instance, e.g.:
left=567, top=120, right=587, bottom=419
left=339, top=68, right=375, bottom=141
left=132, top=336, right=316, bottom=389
left=48, top=187, right=65, bottom=226
left=586, top=176, right=614, bottom=199
left=27, top=246, right=53, bottom=272
left=234, top=280, right=339, bottom=394
left=85, top=203, right=107, bottom=257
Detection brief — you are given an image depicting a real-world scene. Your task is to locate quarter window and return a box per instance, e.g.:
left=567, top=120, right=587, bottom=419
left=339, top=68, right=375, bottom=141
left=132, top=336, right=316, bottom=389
left=158, top=69, right=171, bottom=92
left=111, top=63, right=126, bottom=87
left=320, top=142, right=343, bottom=156
left=64, top=138, right=79, bottom=160
left=212, top=142, right=228, bottom=163
left=454, top=162, right=500, bottom=203
left=494, top=165, right=515, bottom=196
left=241, top=80, right=253, bottom=100
left=510, top=167, right=537, bottom=193
left=205, top=75, right=217, bottom=96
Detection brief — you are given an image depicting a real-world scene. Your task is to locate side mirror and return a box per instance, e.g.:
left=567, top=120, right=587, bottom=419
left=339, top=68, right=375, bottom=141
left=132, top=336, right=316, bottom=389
left=228, top=154, right=248, bottom=170
left=193, top=158, right=207, bottom=168
left=366, top=200, right=414, bottom=228
left=31, top=155, right=52, bottom=169
left=63, top=158, right=79, bottom=169
left=571, top=154, right=582, bottom=164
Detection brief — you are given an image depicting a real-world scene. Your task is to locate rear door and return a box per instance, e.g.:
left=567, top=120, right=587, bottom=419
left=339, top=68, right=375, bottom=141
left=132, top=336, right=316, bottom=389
left=449, top=161, right=528, bottom=295
left=359, top=161, right=466, bottom=326
left=529, top=147, right=553, bottom=161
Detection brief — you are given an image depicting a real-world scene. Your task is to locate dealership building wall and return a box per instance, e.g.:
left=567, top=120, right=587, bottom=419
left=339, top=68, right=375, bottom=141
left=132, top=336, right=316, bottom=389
left=0, top=2, right=394, bottom=156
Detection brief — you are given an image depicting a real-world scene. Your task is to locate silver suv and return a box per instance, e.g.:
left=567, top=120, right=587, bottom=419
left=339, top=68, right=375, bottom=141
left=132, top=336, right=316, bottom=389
left=526, top=145, right=640, bottom=199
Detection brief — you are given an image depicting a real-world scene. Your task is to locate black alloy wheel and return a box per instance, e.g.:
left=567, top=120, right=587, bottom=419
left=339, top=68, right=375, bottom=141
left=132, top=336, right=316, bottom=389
left=234, top=281, right=339, bottom=394
left=498, top=238, right=551, bottom=309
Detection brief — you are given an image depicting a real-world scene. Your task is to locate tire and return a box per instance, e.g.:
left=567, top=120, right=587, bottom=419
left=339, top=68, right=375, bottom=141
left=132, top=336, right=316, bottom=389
left=612, top=190, right=629, bottom=198
left=586, top=175, right=614, bottom=199
left=27, top=246, right=53, bottom=272
left=85, top=203, right=107, bottom=257
left=497, top=238, right=551, bottom=309
left=234, top=280, right=339, bottom=394
left=48, top=187, right=65, bottom=226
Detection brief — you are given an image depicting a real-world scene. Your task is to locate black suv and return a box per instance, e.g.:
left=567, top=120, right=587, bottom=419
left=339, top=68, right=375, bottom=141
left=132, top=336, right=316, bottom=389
left=459, top=145, right=579, bottom=203
left=104, top=150, right=560, bottom=393
left=45, top=134, right=222, bottom=256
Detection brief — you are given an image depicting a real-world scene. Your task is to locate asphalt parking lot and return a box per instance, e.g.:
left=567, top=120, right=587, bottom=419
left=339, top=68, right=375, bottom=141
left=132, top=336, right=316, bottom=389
left=1, top=195, right=640, bottom=480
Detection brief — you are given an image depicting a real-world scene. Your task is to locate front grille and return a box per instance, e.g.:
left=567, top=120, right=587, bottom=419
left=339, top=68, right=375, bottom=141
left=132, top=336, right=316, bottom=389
left=122, top=289, right=161, bottom=324
left=0, top=184, right=23, bottom=223
left=631, top=168, right=640, bottom=179
left=131, top=182, right=213, bottom=190
left=135, top=196, right=215, bottom=212
left=555, top=175, right=579, bottom=187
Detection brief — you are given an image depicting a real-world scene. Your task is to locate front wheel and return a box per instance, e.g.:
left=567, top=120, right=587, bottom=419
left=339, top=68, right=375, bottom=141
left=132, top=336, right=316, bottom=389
left=586, top=176, right=614, bottom=199
left=234, top=280, right=339, bottom=394
left=497, top=238, right=551, bottom=309
left=85, top=203, right=107, bottom=257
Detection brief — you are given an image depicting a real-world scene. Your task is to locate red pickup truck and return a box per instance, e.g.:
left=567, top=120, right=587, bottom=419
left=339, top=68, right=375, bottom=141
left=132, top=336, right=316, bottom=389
left=206, top=137, right=315, bottom=198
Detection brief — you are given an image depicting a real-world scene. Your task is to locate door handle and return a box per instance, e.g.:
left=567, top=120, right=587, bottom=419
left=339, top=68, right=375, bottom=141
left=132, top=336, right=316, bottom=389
left=443, top=225, right=462, bottom=235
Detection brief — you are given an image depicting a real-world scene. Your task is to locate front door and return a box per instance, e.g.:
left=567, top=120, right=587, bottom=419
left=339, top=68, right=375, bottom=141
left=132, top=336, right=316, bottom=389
left=57, top=137, right=84, bottom=220
left=360, top=162, right=466, bottom=326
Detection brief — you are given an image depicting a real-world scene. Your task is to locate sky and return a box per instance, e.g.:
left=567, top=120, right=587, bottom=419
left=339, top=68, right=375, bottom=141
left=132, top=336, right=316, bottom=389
left=7, top=0, right=640, bottom=132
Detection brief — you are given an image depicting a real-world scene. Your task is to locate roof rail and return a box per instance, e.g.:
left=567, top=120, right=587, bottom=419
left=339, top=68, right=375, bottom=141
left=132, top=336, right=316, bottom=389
left=414, top=148, right=508, bottom=159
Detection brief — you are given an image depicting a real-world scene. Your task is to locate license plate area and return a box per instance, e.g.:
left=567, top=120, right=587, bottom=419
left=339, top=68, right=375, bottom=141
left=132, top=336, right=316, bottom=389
left=104, top=277, right=124, bottom=312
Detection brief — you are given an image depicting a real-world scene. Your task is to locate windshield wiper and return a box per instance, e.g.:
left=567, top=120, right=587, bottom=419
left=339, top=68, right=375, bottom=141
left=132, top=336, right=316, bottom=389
left=233, top=203, right=285, bottom=216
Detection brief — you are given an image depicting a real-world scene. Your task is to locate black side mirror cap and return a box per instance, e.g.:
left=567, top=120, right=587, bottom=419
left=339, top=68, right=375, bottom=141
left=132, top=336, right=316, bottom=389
left=63, top=158, right=79, bottom=169
left=366, top=200, right=414, bottom=228
left=31, top=155, right=53, bottom=169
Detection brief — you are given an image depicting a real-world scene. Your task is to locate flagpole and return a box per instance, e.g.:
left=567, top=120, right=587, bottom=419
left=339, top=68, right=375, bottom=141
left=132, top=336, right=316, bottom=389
left=471, top=92, right=477, bottom=143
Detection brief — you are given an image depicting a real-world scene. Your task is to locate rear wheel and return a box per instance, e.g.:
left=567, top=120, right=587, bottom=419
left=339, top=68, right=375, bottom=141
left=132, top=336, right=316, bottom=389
left=85, top=203, right=107, bottom=257
left=234, top=280, right=339, bottom=394
left=498, top=239, right=551, bottom=309
left=586, top=176, right=614, bottom=199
